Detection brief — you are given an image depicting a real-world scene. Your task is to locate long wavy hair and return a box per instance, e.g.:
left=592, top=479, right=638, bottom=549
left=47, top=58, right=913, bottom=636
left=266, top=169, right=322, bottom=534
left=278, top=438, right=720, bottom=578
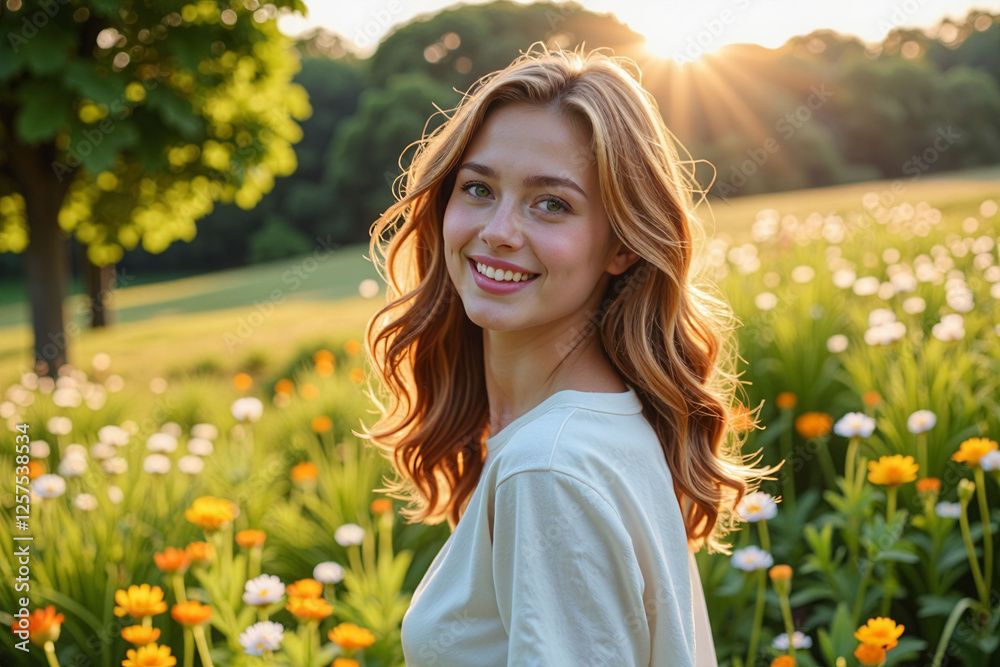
left=355, top=43, right=779, bottom=555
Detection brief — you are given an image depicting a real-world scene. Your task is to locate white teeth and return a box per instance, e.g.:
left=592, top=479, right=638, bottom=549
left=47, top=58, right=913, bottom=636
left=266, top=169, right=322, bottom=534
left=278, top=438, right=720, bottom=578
left=475, top=262, right=536, bottom=282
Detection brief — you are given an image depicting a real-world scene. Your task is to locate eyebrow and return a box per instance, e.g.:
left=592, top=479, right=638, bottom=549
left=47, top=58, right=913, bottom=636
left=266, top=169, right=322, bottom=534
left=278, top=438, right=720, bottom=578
left=457, top=161, right=589, bottom=201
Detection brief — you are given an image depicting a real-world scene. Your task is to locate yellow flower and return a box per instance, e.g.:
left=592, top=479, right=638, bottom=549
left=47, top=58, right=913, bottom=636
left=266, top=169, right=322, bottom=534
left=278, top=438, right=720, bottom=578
left=300, top=382, right=320, bottom=399
left=235, top=529, right=266, bottom=548
left=867, top=455, right=919, bottom=486
left=286, top=578, right=323, bottom=599
left=854, top=643, right=887, bottom=666
left=114, top=584, right=168, bottom=619
left=121, top=625, right=161, bottom=646
left=286, top=595, right=333, bottom=621
left=855, top=616, right=904, bottom=650
left=951, top=437, right=998, bottom=468
left=122, top=642, right=177, bottom=667
left=328, top=622, right=376, bottom=650
left=233, top=372, right=253, bottom=390
left=794, top=412, right=833, bottom=439
left=313, top=349, right=334, bottom=365
left=275, top=378, right=295, bottom=395
left=333, top=660, right=360, bottom=667
left=316, top=358, right=335, bottom=377
left=170, top=601, right=212, bottom=626
left=184, top=496, right=236, bottom=533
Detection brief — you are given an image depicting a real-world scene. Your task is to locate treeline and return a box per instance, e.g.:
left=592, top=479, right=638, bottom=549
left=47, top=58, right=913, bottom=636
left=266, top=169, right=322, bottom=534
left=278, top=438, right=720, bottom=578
left=108, top=2, right=1000, bottom=276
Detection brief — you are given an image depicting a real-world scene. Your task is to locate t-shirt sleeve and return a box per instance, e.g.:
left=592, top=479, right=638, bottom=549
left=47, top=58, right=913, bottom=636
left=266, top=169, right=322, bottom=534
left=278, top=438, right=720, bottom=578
left=492, top=470, right=650, bottom=667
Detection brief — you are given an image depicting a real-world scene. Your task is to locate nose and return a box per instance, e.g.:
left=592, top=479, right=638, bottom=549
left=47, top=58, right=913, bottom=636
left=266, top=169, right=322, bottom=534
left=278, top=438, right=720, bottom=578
left=478, top=200, right=524, bottom=250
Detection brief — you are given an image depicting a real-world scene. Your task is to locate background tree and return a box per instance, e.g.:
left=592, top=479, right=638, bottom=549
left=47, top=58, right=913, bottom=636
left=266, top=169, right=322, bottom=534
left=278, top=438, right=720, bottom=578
left=0, top=0, right=311, bottom=377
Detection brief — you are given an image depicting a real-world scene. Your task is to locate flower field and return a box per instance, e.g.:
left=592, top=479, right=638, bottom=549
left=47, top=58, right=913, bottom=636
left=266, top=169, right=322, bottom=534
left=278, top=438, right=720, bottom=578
left=1, top=189, right=999, bottom=667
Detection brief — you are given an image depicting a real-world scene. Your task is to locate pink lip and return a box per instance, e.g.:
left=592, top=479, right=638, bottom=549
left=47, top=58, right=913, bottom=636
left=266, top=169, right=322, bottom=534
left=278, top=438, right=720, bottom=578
left=468, top=258, right=538, bottom=295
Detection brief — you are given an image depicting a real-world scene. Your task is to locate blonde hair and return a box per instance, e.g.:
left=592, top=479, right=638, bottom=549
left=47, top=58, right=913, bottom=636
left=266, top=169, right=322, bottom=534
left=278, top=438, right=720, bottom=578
left=355, top=43, right=778, bottom=555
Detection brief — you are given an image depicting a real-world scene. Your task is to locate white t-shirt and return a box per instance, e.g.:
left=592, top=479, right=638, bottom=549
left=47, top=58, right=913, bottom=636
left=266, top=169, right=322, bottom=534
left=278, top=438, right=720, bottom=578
left=400, top=384, right=718, bottom=666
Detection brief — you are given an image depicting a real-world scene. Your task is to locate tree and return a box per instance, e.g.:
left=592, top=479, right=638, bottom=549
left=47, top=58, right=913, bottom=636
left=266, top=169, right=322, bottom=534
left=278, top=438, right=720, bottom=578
left=0, top=0, right=310, bottom=377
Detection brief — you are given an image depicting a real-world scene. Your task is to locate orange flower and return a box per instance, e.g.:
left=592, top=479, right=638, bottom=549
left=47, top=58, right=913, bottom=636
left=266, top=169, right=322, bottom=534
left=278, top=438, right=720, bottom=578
left=286, top=595, right=333, bottom=621
left=185, top=541, right=215, bottom=564
left=867, top=455, right=919, bottom=487
left=153, top=547, right=189, bottom=573
left=771, top=656, right=796, bottom=667
left=313, top=349, right=334, bottom=365
left=234, top=372, right=253, bottom=391
left=122, top=643, right=177, bottom=667
left=349, top=368, right=365, bottom=385
left=315, top=359, right=334, bottom=377
left=951, top=437, right=999, bottom=468
left=291, top=461, right=319, bottom=483
left=184, top=496, right=236, bottom=533
left=274, top=378, right=295, bottom=395
left=916, top=477, right=941, bottom=494
left=26, top=460, right=46, bottom=479
left=854, top=643, right=886, bottom=666
left=768, top=564, right=793, bottom=581
left=855, top=617, right=904, bottom=650
left=333, top=660, right=360, bottom=667
left=311, top=416, right=333, bottom=433
left=170, top=601, right=212, bottom=626
left=328, top=622, right=376, bottom=650
left=122, top=625, right=161, bottom=646
left=299, top=383, right=319, bottom=400
left=10, top=605, right=64, bottom=646
left=235, top=530, right=266, bottom=548
left=114, top=584, right=168, bottom=619
left=795, top=412, right=833, bottom=439
left=776, top=392, right=797, bottom=410
left=370, top=499, right=393, bottom=515
left=286, top=578, right=323, bottom=599
left=862, top=391, right=882, bottom=407
left=344, top=340, right=362, bottom=355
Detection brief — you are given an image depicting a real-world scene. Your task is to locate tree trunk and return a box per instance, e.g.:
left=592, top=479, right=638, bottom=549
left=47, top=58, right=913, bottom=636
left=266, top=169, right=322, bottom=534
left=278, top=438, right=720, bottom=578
left=6, top=126, right=75, bottom=379
left=80, top=243, right=115, bottom=328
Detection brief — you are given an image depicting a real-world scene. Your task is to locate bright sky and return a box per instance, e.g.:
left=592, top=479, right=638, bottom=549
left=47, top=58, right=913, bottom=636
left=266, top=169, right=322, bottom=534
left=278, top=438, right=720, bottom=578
left=277, top=0, right=1000, bottom=59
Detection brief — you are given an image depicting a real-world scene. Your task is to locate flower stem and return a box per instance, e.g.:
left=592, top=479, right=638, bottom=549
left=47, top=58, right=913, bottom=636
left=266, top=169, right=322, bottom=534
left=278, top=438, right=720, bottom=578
left=917, top=433, right=928, bottom=477
left=44, top=641, right=60, bottom=667
left=816, top=438, right=837, bottom=489
left=173, top=572, right=188, bottom=604
left=193, top=624, right=215, bottom=667
left=852, top=559, right=874, bottom=625
left=778, top=590, right=796, bottom=662
left=779, top=414, right=797, bottom=514
left=958, top=496, right=989, bottom=607
left=249, top=545, right=262, bottom=581
left=886, top=485, right=898, bottom=524
left=183, top=627, right=194, bottom=667
left=744, top=569, right=766, bottom=667
left=757, top=520, right=771, bottom=553
left=844, top=436, right=860, bottom=492
left=931, top=598, right=978, bottom=667
left=973, top=468, right=993, bottom=595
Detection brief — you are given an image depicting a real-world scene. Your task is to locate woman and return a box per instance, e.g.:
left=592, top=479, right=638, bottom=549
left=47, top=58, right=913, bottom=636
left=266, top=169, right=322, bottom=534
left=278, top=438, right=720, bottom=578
left=356, top=43, right=777, bottom=666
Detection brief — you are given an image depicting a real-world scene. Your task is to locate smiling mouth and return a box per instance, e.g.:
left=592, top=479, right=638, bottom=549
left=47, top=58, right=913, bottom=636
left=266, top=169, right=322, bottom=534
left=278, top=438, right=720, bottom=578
left=471, top=260, right=539, bottom=283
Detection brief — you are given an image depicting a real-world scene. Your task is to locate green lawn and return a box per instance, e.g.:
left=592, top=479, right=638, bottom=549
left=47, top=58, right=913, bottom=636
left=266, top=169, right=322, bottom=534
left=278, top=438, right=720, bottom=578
left=1, top=166, right=997, bottom=386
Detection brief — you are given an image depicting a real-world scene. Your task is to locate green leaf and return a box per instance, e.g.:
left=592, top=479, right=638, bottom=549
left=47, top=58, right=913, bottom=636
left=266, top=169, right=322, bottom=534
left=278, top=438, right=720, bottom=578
left=65, top=120, right=139, bottom=175
left=63, top=61, right=127, bottom=106
left=876, top=548, right=920, bottom=563
left=145, top=85, right=203, bottom=139
left=917, top=593, right=965, bottom=618
left=17, top=21, right=76, bottom=75
left=14, top=79, right=73, bottom=143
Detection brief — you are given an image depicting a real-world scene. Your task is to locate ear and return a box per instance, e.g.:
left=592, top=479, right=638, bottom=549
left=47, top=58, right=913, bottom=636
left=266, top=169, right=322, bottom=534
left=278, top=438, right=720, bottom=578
left=606, top=242, right=641, bottom=276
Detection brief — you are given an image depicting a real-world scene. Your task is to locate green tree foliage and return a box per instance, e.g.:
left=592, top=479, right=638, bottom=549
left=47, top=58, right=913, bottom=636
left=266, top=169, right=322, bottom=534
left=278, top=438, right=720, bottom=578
left=0, top=0, right=310, bottom=375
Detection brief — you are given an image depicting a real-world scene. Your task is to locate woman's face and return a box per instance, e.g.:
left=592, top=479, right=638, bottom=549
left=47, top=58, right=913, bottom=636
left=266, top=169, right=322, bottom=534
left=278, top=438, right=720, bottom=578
left=443, top=103, right=633, bottom=335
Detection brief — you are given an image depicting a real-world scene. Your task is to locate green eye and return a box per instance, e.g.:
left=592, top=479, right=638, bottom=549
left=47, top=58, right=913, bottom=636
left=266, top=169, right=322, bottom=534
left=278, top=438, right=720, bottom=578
left=542, top=199, right=565, bottom=212
left=472, top=184, right=490, bottom=197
